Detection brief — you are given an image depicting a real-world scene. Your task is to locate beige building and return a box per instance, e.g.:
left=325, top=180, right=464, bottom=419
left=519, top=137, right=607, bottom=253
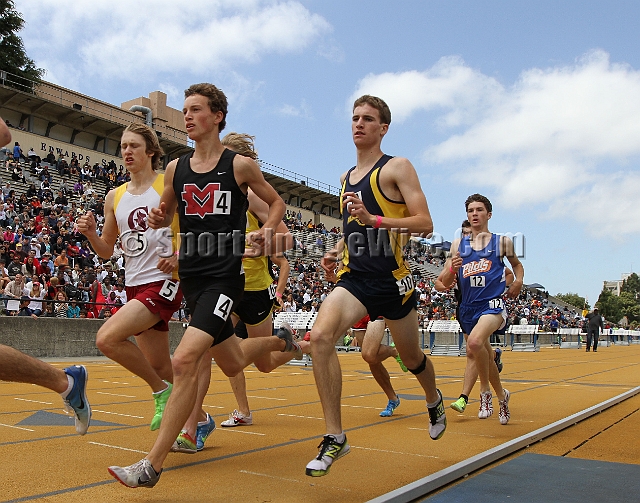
left=603, top=273, right=633, bottom=296
left=1, top=72, right=342, bottom=221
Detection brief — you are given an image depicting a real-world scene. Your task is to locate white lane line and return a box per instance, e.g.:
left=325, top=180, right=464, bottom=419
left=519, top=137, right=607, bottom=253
left=220, top=429, right=265, bottom=436
left=246, top=396, right=286, bottom=401
left=102, top=380, right=130, bottom=385
left=277, top=413, right=324, bottom=420
left=409, top=427, right=496, bottom=438
left=342, top=404, right=379, bottom=410
left=440, top=431, right=496, bottom=438
left=203, top=404, right=226, bottom=409
left=351, top=446, right=438, bottom=459
left=0, top=423, right=35, bottom=432
left=89, top=442, right=148, bottom=454
left=92, top=409, right=144, bottom=419
left=239, top=470, right=351, bottom=491
left=96, top=392, right=136, bottom=398
left=15, top=398, right=53, bottom=405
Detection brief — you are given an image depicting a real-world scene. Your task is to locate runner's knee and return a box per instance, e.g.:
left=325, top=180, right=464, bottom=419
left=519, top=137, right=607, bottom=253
left=407, top=353, right=427, bottom=375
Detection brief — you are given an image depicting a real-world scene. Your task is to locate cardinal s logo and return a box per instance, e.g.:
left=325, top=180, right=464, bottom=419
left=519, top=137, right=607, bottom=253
left=128, top=206, right=149, bottom=232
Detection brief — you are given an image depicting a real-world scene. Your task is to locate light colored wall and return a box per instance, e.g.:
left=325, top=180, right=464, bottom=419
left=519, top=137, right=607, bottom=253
left=0, top=317, right=186, bottom=358
left=8, top=129, right=126, bottom=170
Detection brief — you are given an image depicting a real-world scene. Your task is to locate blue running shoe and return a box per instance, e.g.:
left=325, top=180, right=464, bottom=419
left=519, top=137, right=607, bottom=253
left=380, top=398, right=400, bottom=417
left=196, top=413, right=216, bottom=451
left=63, top=365, right=91, bottom=435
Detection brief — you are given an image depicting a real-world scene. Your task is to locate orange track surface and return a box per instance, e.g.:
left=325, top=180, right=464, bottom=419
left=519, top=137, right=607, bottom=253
left=1, top=345, right=638, bottom=502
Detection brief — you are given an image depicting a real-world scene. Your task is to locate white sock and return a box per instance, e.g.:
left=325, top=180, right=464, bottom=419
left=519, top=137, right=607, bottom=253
left=60, top=375, right=74, bottom=399
left=427, top=396, right=441, bottom=408
left=153, top=382, right=170, bottom=396
left=329, top=432, right=345, bottom=443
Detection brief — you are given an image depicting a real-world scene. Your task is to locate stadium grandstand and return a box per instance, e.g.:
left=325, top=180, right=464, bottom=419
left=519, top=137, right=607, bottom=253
left=0, top=71, right=601, bottom=340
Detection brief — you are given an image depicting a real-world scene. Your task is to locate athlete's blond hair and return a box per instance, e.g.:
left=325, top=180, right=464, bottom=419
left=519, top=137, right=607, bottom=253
left=221, top=132, right=258, bottom=160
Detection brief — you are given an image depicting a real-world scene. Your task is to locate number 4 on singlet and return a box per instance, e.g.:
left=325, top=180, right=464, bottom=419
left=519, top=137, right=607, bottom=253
left=214, top=294, right=233, bottom=320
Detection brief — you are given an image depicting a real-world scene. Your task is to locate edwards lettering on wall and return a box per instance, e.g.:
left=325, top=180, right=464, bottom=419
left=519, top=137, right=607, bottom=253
left=39, top=141, right=122, bottom=169
left=9, top=129, right=124, bottom=170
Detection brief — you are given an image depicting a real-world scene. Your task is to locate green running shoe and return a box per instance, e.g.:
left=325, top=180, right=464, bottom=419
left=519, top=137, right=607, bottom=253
left=450, top=396, right=467, bottom=413
left=150, top=381, right=172, bottom=431
left=390, top=342, right=408, bottom=372
left=170, top=431, right=197, bottom=454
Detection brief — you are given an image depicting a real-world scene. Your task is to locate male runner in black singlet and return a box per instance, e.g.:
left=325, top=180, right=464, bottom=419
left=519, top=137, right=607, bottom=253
left=108, top=84, right=299, bottom=488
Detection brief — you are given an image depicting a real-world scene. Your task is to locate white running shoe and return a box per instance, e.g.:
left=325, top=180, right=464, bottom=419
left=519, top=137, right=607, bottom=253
left=478, top=391, right=493, bottom=419
left=221, top=409, right=253, bottom=427
left=108, top=458, right=161, bottom=488
left=499, top=389, right=511, bottom=425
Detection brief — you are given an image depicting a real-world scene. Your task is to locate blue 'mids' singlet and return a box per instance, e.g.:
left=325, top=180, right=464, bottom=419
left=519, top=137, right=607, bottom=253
left=458, top=234, right=506, bottom=308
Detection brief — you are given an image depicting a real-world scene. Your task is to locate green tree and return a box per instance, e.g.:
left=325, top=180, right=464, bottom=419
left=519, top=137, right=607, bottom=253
left=0, top=0, right=44, bottom=84
left=618, top=291, right=640, bottom=322
left=555, top=292, right=589, bottom=310
left=620, top=272, right=640, bottom=299
left=595, top=288, right=622, bottom=323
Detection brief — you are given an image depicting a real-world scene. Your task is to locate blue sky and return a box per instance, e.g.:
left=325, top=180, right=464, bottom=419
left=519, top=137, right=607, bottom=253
left=17, top=0, right=640, bottom=305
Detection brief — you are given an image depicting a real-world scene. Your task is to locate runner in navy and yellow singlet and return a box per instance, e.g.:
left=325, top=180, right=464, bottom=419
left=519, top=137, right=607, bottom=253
left=439, top=194, right=524, bottom=426
left=108, top=84, right=300, bottom=489
left=78, top=123, right=182, bottom=432
left=305, top=95, right=446, bottom=478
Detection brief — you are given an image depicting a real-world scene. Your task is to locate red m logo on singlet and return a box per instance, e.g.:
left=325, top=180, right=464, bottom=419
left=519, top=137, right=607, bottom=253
left=182, top=183, right=220, bottom=218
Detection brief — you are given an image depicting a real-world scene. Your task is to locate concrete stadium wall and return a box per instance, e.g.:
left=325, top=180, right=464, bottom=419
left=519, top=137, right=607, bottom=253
left=8, top=129, right=125, bottom=170
left=0, top=318, right=187, bottom=358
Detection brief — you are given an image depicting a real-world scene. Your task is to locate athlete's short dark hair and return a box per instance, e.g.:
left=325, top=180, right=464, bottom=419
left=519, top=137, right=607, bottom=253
left=465, top=194, right=492, bottom=213
left=353, top=95, right=391, bottom=125
left=461, top=219, right=471, bottom=228
left=123, top=123, right=164, bottom=170
left=185, top=83, right=228, bottom=132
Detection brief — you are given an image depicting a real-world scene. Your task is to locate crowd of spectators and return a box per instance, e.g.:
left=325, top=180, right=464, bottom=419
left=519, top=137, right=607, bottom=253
left=0, top=147, right=138, bottom=319
left=0, top=147, right=605, bottom=335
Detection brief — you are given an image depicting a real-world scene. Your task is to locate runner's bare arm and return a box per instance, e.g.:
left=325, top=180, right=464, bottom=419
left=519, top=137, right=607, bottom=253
left=235, top=156, right=285, bottom=232
left=501, top=236, right=523, bottom=298
left=77, top=190, right=118, bottom=259
left=0, top=118, right=10, bottom=147
left=343, top=158, right=432, bottom=236
left=270, top=254, right=290, bottom=307
left=247, top=189, right=293, bottom=255
left=148, top=160, right=178, bottom=229
left=438, top=239, right=461, bottom=290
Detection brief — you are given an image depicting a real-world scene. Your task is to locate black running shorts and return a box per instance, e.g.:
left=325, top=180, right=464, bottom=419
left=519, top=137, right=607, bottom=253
left=180, top=275, right=245, bottom=346
left=336, top=271, right=417, bottom=321
left=233, top=287, right=277, bottom=326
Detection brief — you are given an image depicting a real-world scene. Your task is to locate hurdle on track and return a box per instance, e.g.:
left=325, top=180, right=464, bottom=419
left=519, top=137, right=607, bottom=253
left=508, top=324, right=539, bottom=352
left=273, top=311, right=316, bottom=366
left=557, top=327, right=582, bottom=349
left=427, top=320, right=465, bottom=356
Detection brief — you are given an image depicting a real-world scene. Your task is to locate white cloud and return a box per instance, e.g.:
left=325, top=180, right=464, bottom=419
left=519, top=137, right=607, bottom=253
left=20, top=0, right=331, bottom=82
left=277, top=99, right=311, bottom=118
left=350, top=56, right=503, bottom=125
left=350, top=50, right=640, bottom=238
